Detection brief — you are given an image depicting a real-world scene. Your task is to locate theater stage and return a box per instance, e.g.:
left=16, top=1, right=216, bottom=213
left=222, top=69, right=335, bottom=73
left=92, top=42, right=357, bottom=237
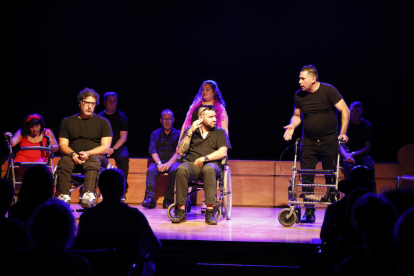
left=72, top=204, right=324, bottom=244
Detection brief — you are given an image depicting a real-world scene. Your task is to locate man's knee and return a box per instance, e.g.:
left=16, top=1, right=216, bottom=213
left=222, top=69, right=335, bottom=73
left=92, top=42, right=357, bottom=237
left=176, top=164, right=189, bottom=179
left=83, top=157, right=101, bottom=171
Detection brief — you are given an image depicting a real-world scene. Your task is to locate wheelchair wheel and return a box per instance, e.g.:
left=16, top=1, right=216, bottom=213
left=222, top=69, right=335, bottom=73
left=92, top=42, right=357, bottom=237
left=278, top=208, right=297, bottom=227
left=167, top=203, right=177, bottom=220
left=223, top=166, right=232, bottom=220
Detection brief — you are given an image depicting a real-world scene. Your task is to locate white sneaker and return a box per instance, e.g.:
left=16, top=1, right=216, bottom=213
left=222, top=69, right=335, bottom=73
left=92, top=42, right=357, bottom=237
left=58, top=194, right=71, bottom=204
left=80, top=192, right=96, bottom=209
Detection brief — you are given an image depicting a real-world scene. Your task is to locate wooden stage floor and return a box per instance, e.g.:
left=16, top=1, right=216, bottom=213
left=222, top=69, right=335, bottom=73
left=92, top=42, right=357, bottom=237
left=72, top=204, right=324, bottom=244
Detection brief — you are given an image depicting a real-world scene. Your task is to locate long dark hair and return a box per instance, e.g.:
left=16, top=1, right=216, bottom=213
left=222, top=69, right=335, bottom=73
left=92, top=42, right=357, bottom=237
left=21, top=113, right=46, bottom=137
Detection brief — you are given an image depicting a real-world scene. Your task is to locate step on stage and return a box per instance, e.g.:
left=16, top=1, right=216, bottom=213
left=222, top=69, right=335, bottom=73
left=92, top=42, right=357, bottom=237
left=72, top=204, right=326, bottom=276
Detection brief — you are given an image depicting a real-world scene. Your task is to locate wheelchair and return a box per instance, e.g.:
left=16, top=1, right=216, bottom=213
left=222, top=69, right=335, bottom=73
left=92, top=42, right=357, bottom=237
left=4, top=133, right=54, bottom=199
left=167, top=156, right=232, bottom=221
left=278, top=138, right=344, bottom=227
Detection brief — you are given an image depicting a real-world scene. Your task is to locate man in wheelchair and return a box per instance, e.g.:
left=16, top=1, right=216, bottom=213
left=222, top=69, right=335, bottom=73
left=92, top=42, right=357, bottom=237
left=172, top=105, right=231, bottom=225
left=56, top=88, right=113, bottom=208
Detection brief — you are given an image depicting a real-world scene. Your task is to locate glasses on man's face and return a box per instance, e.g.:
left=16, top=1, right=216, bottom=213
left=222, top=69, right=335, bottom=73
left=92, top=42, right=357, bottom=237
left=82, top=100, right=96, bottom=106
left=162, top=118, right=173, bottom=122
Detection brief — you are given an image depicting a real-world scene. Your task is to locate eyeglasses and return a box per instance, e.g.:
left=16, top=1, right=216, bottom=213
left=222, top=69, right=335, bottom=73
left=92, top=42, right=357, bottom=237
left=82, top=100, right=97, bottom=106
left=199, top=105, right=215, bottom=116
left=162, top=118, right=173, bottom=122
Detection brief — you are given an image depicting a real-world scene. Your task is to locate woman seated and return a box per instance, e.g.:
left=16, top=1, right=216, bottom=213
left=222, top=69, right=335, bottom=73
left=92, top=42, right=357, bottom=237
left=5, top=114, right=58, bottom=162
left=179, top=80, right=229, bottom=141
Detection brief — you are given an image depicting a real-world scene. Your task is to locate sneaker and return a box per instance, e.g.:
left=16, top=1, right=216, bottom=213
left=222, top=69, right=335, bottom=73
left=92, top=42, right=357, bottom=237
left=142, top=196, right=156, bottom=208
left=171, top=208, right=187, bottom=223
left=205, top=209, right=218, bottom=225
left=80, top=192, right=96, bottom=209
left=300, top=208, right=316, bottom=223
left=58, top=194, right=71, bottom=204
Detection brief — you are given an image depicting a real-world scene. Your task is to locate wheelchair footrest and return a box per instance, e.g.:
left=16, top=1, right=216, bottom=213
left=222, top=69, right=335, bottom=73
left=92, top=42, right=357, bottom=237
left=297, top=169, right=335, bottom=175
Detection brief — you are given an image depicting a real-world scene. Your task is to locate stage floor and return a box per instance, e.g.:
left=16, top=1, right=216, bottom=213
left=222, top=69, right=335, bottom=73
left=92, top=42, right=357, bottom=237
left=72, top=204, right=325, bottom=244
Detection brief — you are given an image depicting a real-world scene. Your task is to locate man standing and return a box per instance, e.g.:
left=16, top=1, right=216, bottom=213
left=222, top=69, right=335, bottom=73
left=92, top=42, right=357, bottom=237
left=142, top=109, right=180, bottom=209
left=98, top=92, right=130, bottom=199
left=172, top=106, right=231, bottom=225
left=283, top=65, right=350, bottom=223
left=57, top=88, right=112, bottom=208
left=340, top=101, right=374, bottom=180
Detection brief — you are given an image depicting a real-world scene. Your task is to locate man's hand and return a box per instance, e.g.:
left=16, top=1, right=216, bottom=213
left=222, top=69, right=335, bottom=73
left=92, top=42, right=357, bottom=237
left=157, top=164, right=165, bottom=172
left=190, top=118, right=203, bottom=133
left=338, top=134, right=349, bottom=143
left=71, top=153, right=84, bottom=165
left=78, top=151, right=89, bottom=162
left=163, top=162, right=172, bottom=171
left=194, top=157, right=204, bottom=167
left=107, top=148, right=115, bottom=157
left=283, top=125, right=295, bottom=141
left=344, top=154, right=355, bottom=164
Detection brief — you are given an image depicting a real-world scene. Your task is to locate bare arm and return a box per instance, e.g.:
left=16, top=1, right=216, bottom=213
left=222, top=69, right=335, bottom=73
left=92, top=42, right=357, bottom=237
left=47, top=130, right=59, bottom=152
left=221, top=109, right=229, bottom=135
left=5, top=130, right=22, bottom=147
left=80, top=136, right=112, bottom=157
left=178, top=118, right=202, bottom=155
left=283, top=108, right=302, bottom=141
left=59, top=137, right=83, bottom=164
left=194, top=147, right=228, bottom=167
left=335, top=99, right=350, bottom=141
left=108, top=131, right=128, bottom=156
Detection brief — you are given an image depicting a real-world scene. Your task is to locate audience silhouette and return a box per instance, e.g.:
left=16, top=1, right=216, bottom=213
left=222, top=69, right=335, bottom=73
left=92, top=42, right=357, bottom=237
left=5, top=198, right=93, bottom=275
left=7, top=164, right=54, bottom=225
left=75, top=168, right=161, bottom=275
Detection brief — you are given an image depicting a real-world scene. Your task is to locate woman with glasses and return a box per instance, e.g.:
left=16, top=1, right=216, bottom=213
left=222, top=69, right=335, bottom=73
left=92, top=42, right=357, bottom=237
left=5, top=114, right=58, bottom=163
left=179, top=80, right=229, bottom=141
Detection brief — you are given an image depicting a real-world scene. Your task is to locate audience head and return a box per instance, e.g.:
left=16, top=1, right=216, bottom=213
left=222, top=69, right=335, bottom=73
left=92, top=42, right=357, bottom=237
left=160, top=109, right=175, bottom=131
left=0, top=178, right=14, bottom=217
left=28, top=198, right=75, bottom=250
left=21, top=114, right=46, bottom=137
left=352, top=194, right=398, bottom=252
left=77, top=87, right=100, bottom=106
left=18, top=164, right=54, bottom=206
left=193, top=80, right=226, bottom=107
left=98, top=168, right=125, bottom=201
left=381, top=188, right=414, bottom=216
left=394, top=206, right=414, bottom=274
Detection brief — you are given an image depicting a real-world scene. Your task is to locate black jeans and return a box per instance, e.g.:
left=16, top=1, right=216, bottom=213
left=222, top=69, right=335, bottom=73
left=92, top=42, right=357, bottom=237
left=144, top=161, right=180, bottom=202
left=175, top=162, right=220, bottom=206
left=300, top=138, right=339, bottom=194
left=57, top=155, right=108, bottom=195
left=110, top=145, right=130, bottom=190
left=341, top=154, right=375, bottom=180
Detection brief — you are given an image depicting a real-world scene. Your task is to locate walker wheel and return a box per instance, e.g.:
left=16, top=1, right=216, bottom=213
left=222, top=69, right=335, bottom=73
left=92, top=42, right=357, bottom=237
left=278, top=208, right=297, bottom=227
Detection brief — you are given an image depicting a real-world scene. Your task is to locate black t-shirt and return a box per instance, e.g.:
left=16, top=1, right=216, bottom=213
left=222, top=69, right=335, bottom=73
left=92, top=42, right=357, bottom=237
left=59, top=114, right=113, bottom=153
left=183, top=126, right=231, bottom=166
left=98, top=110, right=129, bottom=147
left=346, top=119, right=372, bottom=152
left=294, top=83, right=343, bottom=140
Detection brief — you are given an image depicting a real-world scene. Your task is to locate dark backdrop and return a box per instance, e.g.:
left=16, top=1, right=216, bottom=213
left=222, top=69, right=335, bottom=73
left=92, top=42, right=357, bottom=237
left=2, top=0, right=412, bottom=162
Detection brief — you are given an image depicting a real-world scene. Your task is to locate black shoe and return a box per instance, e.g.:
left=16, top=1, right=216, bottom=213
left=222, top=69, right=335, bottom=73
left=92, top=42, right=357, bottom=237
left=163, top=201, right=172, bottom=209
left=300, top=208, right=316, bottom=223
left=172, top=208, right=186, bottom=223
left=142, top=196, right=156, bottom=208
left=205, top=209, right=218, bottom=225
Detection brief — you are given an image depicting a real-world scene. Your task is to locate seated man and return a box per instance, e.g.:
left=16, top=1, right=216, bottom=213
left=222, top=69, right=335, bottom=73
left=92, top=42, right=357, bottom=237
left=57, top=88, right=112, bottom=208
left=75, top=168, right=161, bottom=275
left=172, top=105, right=231, bottom=225
left=340, top=101, right=375, bottom=180
left=98, top=92, right=130, bottom=200
left=142, top=109, right=181, bottom=209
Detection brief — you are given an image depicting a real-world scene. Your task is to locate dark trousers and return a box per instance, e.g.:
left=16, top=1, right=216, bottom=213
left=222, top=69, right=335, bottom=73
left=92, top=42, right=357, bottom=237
left=111, top=145, right=130, bottom=190
left=145, top=161, right=180, bottom=202
left=57, top=155, right=108, bottom=195
left=341, top=154, right=375, bottom=180
left=175, top=162, right=220, bottom=206
left=300, top=138, right=339, bottom=194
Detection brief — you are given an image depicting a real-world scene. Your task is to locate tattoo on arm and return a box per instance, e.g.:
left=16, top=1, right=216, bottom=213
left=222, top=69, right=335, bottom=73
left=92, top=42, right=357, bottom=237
left=178, top=135, right=191, bottom=155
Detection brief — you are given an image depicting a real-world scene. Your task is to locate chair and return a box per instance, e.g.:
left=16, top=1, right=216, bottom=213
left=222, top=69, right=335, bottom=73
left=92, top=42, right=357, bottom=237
left=4, top=133, right=54, bottom=196
left=396, top=144, right=414, bottom=189
left=167, top=156, right=232, bottom=221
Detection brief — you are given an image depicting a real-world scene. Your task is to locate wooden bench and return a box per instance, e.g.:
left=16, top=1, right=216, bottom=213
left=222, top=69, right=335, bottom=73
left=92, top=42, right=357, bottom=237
left=1, top=157, right=402, bottom=206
